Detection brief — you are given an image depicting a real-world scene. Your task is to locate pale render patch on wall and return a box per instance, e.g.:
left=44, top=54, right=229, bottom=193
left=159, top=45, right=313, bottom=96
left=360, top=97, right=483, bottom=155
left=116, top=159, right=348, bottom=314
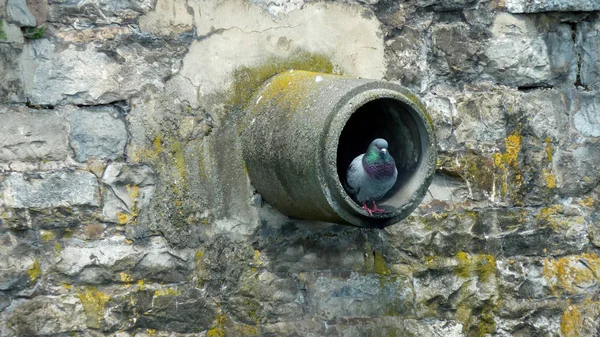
left=168, top=0, right=385, bottom=99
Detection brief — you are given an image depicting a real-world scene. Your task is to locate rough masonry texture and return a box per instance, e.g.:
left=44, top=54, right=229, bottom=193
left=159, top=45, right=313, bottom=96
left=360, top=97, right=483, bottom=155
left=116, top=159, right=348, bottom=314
left=0, top=0, right=599, bottom=336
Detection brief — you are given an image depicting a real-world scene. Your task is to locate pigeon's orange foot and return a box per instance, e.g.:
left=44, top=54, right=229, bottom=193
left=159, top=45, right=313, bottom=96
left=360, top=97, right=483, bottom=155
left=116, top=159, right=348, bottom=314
left=372, top=202, right=386, bottom=213
left=362, top=202, right=374, bottom=216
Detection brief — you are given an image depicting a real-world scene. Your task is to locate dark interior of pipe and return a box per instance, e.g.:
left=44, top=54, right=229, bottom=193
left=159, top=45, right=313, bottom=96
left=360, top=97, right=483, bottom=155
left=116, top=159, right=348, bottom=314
left=336, top=98, right=427, bottom=212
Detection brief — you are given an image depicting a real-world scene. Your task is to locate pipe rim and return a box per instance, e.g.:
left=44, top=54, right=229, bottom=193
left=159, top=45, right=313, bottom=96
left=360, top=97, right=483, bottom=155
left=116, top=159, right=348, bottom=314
left=320, top=82, right=437, bottom=227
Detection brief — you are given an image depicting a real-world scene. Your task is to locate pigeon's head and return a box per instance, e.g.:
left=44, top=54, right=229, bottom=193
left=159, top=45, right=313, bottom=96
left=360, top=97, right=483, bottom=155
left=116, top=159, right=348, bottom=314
left=368, top=138, right=390, bottom=158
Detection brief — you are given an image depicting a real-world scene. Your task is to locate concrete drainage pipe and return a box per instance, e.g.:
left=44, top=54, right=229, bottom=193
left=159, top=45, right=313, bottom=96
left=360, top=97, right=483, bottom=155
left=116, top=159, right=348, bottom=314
left=240, top=71, right=436, bottom=228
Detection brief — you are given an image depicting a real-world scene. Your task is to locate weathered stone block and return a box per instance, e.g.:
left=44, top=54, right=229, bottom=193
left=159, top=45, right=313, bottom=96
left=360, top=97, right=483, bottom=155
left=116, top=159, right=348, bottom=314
left=3, top=296, right=86, bottom=336
left=120, top=287, right=216, bottom=333
left=102, top=163, right=155, bottom=224
left=386, top=26, right=427, bottom=90
left=302, top=272, right=414, bottom=319
left=417, top=0, right=477, bottom=11
left=1, top=171, right=99, bottom=208
left=47, top=0, right=154, bottom=26
left=485, top=14, right=576, bottom=87
left=0, top=44, right=25, bottom=102
left=54, top=236, right=192, bottom=283
left=0, top=20, right=24, bottom=43
left=578, top=20, right=600, bottom=89
left=507, top=0, right=600, bottom=13
left=574, top=91, right=600, bottom=137
left=453, top=91, right=513, bottom=148
left=521, top=89, right=570, bottom=141
left=69, top=107, right=127, bottom=162
left=6, top=0, right=36, bottom=27
left=23, top=39, right=175, bottom=105
left=25, top=0, right=49, bottom=25
left=0, top=106, right=69, bottom=163
left=553, top=145, right=600, bottom=196
left=0, top=237, right=37, bottom=290
left=432, top=22, right=485, bottom=78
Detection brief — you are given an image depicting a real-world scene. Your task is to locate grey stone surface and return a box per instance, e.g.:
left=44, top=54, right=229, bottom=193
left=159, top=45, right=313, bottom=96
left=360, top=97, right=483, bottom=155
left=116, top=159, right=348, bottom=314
left=47, top=0, right=154, bottom=26
left=6, top=0, right=36, bottom=27
left=2, top=295, right=86, bottom=336
left=25, top=0, right=49, bottom=26
left=417, top=0, right=477, bottom=11
left=386, top=26, right=428, bottom=91
left=0, top=44, right=25, bottom=102
left=0, top=106, right=68, bottom=163
left=485, top=14, right=576, bottom=87
left=54, top=236, right=192, bottom=283
left=0, top=236, right=36, bottom=290
left=432, top=23, right=485, bottom=78
left=23, top=39, right=178, bottom=105
left=1, top=171, right=99, bottom=208
left=102, top=163, right=155, bottom=223
left=304, top=272, right=414, bottom=319
left=574, top=92, right=600, bottom=137
left=579, top=20, right=600, bottom=88
left=69, top=107, right=128, bottom=162
left=522, top=89, right=570, bottom=141
left=507, top=0, right=600, bottom=13
left=554, top=145, right=600, bottom=196
left=0, top=20, right=24, bottom=43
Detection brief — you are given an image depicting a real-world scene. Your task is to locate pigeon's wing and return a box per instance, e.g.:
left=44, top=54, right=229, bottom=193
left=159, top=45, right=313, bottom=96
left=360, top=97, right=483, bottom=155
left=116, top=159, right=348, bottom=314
left=345, top=154, right=364, bottom=195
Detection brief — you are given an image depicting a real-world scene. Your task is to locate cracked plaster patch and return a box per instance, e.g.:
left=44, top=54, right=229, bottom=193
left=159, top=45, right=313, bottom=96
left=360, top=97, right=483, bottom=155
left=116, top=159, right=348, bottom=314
left=164, top=0, right=385, bottom=102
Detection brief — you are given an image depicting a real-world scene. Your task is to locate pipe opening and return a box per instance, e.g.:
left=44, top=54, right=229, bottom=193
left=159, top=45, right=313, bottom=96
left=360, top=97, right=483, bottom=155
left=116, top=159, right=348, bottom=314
left=336, top=97, right=430, bottom=214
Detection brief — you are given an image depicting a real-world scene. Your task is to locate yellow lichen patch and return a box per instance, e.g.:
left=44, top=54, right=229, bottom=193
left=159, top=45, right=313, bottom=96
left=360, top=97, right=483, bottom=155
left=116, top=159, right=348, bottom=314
left=63, top=282, right=73, bottom=290
left=206, top=313, right=228, bottom=337
left=253, top=249, right=263, bottom=267
left=154, top=287, right=180, bottom=297
left=137, top=279, right=145, bottom=290
left=196, top=250, right=205, bottom=262
left=146, top=328, right=157, bottom=336
left=493, top=131, right=524, bottom=201
left=545, top=137, right=553, bottom=162
left=228, top=50, right=338, bottom=109
left=236, top=324, right=259, bottom=335
left=119, top=272, right=133, bottom=283
left=40, top=230, right=56, bottom=242
left=374, top=251, right=391, bottom=276
left=117, top=184, right=142, bottom=225
left=455, top=252, right=497, bottom=282
left=579, top=196, right=594, bottom=208
left=27, top=260, right=41, bottom=282
left=561, top=304, right=582, bottom=337
left=117, top=212, right=130, bottom=225
left=133, top=135, right=164, bottom=163
left=544, top=169, right=557, bottom=189
left=78, top=286, right=110, bottom=329
left=542, top=254, right=600, bottom=295
left=504, top=132, right=521, bottom=167
left=170, top=141, right=187, bottom=187
left=536, top=205, right=579, bottom=231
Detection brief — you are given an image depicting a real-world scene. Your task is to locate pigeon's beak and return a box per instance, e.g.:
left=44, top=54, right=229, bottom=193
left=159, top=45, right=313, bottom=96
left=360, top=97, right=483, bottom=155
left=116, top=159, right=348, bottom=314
left=381, top=148, right=387, bottom=153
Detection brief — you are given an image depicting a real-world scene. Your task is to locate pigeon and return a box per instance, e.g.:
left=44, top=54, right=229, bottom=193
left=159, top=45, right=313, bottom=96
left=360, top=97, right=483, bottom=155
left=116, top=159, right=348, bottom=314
left=345, top=138, right=398, bottom=216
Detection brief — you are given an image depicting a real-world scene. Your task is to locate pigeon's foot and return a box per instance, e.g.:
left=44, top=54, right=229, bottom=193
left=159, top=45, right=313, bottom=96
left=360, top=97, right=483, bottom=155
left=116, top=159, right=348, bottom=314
left=362, top=202, right=374, bottom=216
left=371, top=202, right=386, bottom=213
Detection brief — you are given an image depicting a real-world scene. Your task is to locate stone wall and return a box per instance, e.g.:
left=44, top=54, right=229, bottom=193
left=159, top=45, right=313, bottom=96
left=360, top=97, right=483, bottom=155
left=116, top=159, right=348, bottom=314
left=1, top=0, right=600, bottom=336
